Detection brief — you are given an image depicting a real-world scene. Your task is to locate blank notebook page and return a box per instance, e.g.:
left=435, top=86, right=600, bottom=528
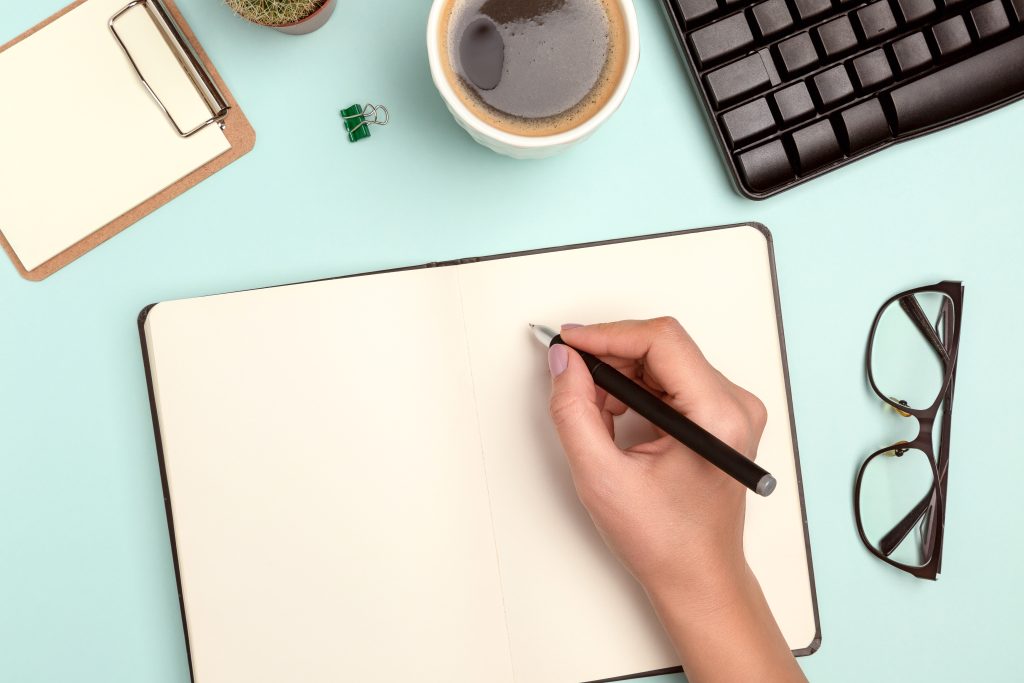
left=144, top=268, right=514, bottom=683
left=0, top=0, right=230, bottom=271
left=457, top=225, right=817, bottom=682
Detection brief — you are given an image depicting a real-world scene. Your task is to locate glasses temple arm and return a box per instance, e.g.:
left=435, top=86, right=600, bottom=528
left=899, top=295, right=951, bottom=366
left=932, top=306, right=956, bottom=573
left=878, top=487, right=935, bottom=556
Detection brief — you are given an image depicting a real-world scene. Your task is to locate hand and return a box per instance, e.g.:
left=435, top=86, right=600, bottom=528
left=547, top=317, right=764, bottom=600
left=546, top=318, right=806, bottom=683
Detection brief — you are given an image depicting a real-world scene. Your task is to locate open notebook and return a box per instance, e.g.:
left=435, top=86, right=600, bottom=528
left=140, top=224, right=819, bottom=683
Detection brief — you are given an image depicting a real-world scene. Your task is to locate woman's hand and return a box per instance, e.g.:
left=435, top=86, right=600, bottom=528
left=547, top=318, right=807, bottom=683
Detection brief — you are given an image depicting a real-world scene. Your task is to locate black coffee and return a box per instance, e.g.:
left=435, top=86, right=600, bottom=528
left=440, top=0, right=628, bottom=136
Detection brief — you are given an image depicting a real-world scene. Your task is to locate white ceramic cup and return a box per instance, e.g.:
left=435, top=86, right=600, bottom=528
left=426, top=0, right=640, bottom=159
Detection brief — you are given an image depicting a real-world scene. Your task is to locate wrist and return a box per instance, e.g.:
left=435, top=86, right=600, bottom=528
left=645, top=563, right=806, bottom=683
left=643, top=557, right=754, bottom=630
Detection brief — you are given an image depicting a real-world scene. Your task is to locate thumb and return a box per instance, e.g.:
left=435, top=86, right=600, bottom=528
left=548, top=345, right=618, bottom=472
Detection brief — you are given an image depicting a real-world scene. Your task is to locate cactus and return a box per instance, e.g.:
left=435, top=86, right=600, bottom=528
left=224, top=0, right=328, bottom=26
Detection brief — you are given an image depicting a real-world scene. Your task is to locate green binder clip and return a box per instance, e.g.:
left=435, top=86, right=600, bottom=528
left=340, top=103, right=389, bottom=142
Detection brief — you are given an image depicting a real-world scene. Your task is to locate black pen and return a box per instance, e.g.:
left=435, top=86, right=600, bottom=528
left=530, top=324, right=776, bottom=497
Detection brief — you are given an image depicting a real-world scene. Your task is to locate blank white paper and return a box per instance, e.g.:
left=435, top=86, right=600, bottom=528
left=144, top=268, right=514, bottom=683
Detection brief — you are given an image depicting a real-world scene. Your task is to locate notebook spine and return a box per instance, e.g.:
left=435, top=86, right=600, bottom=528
left=427, top=257, right=483, bottom=268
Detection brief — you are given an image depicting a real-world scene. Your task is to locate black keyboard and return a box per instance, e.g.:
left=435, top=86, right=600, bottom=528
left=661, top=0, right=1024, bottom=198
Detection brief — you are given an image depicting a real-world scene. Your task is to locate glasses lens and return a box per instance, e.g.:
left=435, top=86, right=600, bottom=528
left=870, top=292, right=954, bottom=410
left=858, top=447, right=938, bottom=567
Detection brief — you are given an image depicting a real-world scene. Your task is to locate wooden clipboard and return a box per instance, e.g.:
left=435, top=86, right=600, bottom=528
left=0, top=0, right=255, bottom=281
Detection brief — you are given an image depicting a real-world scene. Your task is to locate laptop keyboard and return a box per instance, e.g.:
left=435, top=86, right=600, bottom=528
left=662, top=0, right=1024, bottom=197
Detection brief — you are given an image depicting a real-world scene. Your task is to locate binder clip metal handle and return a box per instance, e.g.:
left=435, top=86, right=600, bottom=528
left=341, top=104, right=389, bottom=142
left=109, top=0, right=230, bottom=137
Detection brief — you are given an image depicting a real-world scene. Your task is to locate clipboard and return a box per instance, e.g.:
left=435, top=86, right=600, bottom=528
left=0, top=0, right=255, bottom=281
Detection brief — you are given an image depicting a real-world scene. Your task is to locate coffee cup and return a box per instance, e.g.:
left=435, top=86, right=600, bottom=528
left=427, top=0, right=640, bottom=159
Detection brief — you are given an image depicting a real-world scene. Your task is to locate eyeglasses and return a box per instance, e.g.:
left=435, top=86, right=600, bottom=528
left=854, top=281, right=964, bottom=580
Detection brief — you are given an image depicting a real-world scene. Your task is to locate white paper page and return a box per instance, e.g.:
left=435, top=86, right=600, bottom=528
left=457, top=226, right=817, bottom=682
left=0, top=0, right=230, bottom=271
left=144, top=268, right=513, bottom=683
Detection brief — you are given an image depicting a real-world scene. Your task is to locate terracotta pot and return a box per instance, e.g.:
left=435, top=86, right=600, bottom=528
left=269, top=0, right=336, bottom=35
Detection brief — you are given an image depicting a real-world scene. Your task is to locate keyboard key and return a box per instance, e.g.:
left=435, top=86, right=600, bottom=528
left=736, top=140, right=795, bottom=191
left=751, top=0, right=794, bottom=39
left=895, top=0, right=937, bottom=22
left=673, top=0, right=719, bottom=25
left=970, top=0, right=1011, bottom=38
left=851, top=49, right=894, bottom=90
left=756, top=47, right=783, bottom=84
left=793, top=0, right=832, bottom=21
left=690, top=13, right=756, bottom=67
left=773, top=82, right=816, bottom=124
left=812, top=65, right=855, bottom=107
left=1011, top=0, right=1024, bottom=21
left=932, top=15, right=972, bottom=55
left=816, top=16, right=859, bottom=58
left=837, top=99, right=892, bottom=152
left=705, top=54, right=772, bottom=107
left=776, top=32, right=819, bottom=76
left=790, top=120, right=843, bottom=172
left=891, top=32, right=932, bottom=74
left=887, top=35, right=1024, bottom=134
left=720, top=98, right=778, bottom=146
left=856, top=1, right=899, bottom=41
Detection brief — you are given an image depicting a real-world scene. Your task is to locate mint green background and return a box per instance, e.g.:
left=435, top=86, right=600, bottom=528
left=1, top=0, right=1022, bottom=680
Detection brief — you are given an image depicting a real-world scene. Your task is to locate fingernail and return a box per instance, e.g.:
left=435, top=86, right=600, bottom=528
left=561, top=323, right=584, bottom=330
left=548, top=345, right=569, bottom=377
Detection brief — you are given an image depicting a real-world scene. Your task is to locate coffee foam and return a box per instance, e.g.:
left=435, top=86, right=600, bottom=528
left=438, top=0, right=629, bottom=138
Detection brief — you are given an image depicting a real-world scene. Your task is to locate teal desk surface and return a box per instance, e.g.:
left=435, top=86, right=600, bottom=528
left=1, top=1, right=1021, bottom=681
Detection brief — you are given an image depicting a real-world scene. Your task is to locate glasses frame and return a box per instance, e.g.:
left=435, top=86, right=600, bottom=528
left=855, top=280, right=964, bottom=580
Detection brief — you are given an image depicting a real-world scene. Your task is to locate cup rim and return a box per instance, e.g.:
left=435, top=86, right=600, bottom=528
left=426, top=0, right=640, bottom=150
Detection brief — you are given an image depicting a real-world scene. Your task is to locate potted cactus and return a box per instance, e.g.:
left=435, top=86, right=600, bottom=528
left=225, top=0, right=337, bottom=35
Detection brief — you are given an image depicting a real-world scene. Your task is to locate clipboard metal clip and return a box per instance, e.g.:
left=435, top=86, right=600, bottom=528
left=109, top=0, right=230, bottom=137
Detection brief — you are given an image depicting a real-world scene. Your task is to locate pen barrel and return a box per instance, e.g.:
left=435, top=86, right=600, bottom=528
left=574, top=347, right=773, bottom=495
